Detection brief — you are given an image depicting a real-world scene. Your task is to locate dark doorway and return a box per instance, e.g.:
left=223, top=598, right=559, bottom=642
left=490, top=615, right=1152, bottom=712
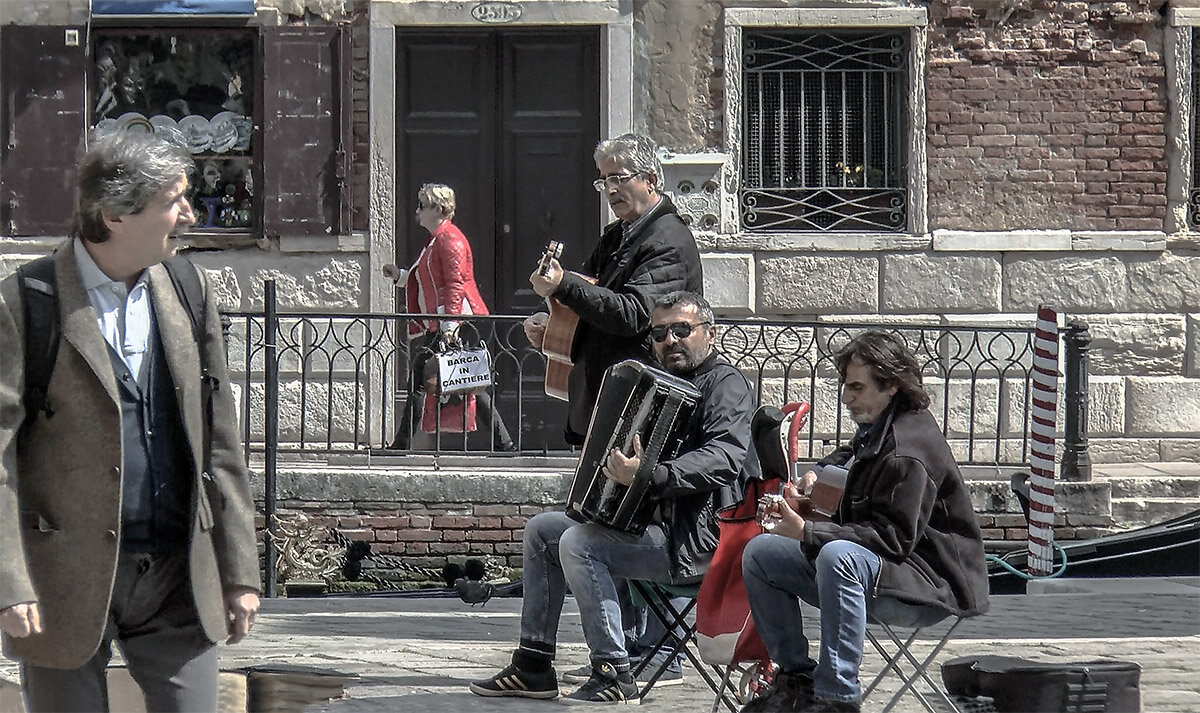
left=395, top=27, right=601, bottom=312
left=395, top=27, right=601, bottom=451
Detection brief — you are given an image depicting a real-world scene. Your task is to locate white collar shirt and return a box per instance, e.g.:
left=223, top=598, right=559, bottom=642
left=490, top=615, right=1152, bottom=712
left=72, top=239, right=153, bottom=381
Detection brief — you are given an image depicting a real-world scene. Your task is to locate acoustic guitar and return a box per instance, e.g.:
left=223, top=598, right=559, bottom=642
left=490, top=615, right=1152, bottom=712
left=762, top=402, right=845, bottom=527
left=537, top=241, right=585, bottom=400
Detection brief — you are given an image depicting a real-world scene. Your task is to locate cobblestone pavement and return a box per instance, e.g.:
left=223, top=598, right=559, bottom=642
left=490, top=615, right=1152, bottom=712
left=3, top=579, right=1197, bottom=712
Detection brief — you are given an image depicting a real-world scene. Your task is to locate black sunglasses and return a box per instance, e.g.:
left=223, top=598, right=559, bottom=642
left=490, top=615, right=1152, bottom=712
left=649, top=321, right=711, bottom=342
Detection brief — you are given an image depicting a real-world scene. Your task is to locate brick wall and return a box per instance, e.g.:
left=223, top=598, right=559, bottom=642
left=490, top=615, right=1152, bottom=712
left=255, top=468, right=1115, bottom=583
left=927, top=0, right=1168, bottom=231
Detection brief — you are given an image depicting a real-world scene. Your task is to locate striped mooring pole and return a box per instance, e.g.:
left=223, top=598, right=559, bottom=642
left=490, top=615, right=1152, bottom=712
left=1028, top=304, right=1060, bottom=576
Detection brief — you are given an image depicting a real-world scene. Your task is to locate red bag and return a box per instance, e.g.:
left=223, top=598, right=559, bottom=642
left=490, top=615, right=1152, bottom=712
left=696, top=402, right=809, bottom=668
left=696, top=475, right=780, bottom=667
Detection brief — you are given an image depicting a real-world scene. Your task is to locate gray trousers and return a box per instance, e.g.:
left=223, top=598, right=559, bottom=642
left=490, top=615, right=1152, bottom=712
left=21, top=550, right=218, bottom=713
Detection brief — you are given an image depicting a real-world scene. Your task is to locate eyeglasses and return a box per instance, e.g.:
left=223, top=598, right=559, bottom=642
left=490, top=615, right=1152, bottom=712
left=592, top=172, right=641, bottom=192
left=649, top=321, right=711, bottom=342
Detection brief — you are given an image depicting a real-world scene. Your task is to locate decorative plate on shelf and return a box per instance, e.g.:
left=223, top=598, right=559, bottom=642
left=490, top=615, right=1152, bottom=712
left=209, top=111, right=239, bottom=153
left=116, top=112, right=152, bottom=134
left=93, top=118, right=120, bottom=140
left=178, top=115, right=212, bottom=154
left=149, top=115, right=187, bottom=149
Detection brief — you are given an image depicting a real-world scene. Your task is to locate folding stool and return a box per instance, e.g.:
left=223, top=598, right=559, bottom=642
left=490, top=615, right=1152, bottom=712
left=628, top=580, right=742, bottom=711
left=862, top=615, right=970, bottom=713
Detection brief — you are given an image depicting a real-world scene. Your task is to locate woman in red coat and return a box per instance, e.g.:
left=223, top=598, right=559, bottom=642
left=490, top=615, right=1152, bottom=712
left=383, top=183, right=515, bottom=451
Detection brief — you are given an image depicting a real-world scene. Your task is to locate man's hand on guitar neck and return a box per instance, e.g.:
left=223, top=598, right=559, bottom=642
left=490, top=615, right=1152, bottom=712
left=529, top=256, right=564, bottom=298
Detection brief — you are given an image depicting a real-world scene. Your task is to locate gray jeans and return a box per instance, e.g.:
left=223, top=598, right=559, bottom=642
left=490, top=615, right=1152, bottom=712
left=22, top=550, right=217, bottom=713
left=520, top=511, right=674, bottom=664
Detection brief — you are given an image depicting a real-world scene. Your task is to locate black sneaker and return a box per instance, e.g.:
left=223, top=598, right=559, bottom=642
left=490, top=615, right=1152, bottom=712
left=739, top=671, right=814, bottom=712
left=561, top=662, right=639, bottom=705
left=562, top=664, right=593, bottom=684
left=634, top=661, right=683, bottom=687
left=570, top=660, right=683, bottom=687
left=469, top=663, right=559, bottom=699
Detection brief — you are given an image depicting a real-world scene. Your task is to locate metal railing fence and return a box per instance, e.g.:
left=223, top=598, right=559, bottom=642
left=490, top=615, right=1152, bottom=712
left=223, top=283, right=1092, bottom=471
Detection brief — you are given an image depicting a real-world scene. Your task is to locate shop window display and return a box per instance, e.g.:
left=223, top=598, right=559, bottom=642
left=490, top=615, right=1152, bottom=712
left=91, top=31, right=255, bottom=231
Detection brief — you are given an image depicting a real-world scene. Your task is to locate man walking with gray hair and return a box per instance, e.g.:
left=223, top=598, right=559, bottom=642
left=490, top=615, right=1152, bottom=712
left=0, top=132, right=260, bottom=712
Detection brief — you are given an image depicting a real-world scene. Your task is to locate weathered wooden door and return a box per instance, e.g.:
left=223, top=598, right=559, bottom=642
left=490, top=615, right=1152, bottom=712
left=395, top=27, right=601, bottom=449
left=395, top=27, right=600, bottom=312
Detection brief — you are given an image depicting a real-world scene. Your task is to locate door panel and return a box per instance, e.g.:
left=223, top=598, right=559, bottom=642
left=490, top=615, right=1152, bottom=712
left=499, top=31, right=600, bottom=314
left=505, top=133, right=594, bottom=308
left=397, top=32, right=496, bottom=298
left=395, top=27, right=599, bottom=451
left=396, top=27, right=599, bottom=312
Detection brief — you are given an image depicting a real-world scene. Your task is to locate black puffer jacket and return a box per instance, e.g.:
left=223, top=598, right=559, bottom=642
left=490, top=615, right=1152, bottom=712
left=651, top=353, right=760, bottom=584
left=554, top=195, right=702, bottom=443
left=804, top=405, right=990, bottom=617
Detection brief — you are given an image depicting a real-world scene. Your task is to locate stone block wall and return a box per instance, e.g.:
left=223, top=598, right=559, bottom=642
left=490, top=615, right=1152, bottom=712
left=3, top=0, right=1197, bottom=465
left=660, top=0, right=1200, bottom=464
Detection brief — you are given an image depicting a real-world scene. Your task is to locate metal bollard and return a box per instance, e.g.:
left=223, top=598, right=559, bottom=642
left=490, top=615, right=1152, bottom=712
left=1061, top=319, right=1092, bottom=482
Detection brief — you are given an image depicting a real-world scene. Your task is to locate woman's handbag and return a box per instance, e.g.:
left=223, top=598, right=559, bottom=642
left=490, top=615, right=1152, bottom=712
left=434, top=342, right=493, bottom=396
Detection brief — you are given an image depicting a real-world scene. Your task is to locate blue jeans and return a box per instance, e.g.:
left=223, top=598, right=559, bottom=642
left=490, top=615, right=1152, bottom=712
left=630, top=590, right=688, bottom=669
left=520, top=511, right=673, bottom=665
left=742, top=535, right=946, bottom=703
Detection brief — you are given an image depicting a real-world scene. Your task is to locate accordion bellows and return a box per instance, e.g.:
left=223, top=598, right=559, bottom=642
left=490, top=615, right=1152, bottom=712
left=565, top=360, right=701, bottom=536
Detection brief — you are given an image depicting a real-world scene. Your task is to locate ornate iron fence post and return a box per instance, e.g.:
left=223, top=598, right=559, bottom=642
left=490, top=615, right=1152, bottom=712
left=220, top=313, right=232, bottom=361
left=264, top=280, right=279, bottom=597
left=1061, top=319, right=1092, bottom=482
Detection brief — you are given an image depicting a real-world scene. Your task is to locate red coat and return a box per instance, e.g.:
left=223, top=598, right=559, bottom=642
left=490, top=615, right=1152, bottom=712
left=404, top=220, right=490, bottom=433
left=405, top=220, right=489, bottom=338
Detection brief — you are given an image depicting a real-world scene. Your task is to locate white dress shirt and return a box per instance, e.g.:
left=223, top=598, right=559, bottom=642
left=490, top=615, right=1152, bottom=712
left=72, top=239, right=154, bottom=382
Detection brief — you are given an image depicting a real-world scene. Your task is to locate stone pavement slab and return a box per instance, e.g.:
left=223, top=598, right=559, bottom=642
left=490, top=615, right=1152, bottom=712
left=3, top=580, right=1197, bottom=712
left=214, top=581, right=1197, bottom=713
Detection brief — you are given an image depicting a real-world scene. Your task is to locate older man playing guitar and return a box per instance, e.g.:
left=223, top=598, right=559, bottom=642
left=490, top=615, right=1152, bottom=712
left=523, top=133, right=703, bottom=446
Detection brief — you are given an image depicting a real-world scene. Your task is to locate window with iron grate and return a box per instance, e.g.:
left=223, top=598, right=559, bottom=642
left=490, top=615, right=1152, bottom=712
left=741, top=29, right=909, bottom=232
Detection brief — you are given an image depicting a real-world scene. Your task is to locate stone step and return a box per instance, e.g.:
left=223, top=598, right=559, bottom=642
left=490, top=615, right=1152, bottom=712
left=1106, top=476, right=1200, bottom=500
left=1111, top=498, right=1200, bottom=529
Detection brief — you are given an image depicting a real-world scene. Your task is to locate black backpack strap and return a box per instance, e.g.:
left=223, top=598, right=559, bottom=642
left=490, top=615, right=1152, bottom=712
left=161, top=255, right=221, bottom=499
left=162, top=255, right=206, bottom=344
left=16, top=255, right=61, bottom=423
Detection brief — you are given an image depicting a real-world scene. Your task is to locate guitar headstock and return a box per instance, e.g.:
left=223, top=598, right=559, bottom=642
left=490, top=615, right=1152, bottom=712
left=538, top=240, right=564, bottom=276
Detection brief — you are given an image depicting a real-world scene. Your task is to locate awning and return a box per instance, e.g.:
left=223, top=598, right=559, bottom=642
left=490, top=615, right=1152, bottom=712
left=91, top=0, right=256, bottom=15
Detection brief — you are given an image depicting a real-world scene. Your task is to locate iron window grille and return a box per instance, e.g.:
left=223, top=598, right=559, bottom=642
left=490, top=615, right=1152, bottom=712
left=742, top=29, right=909, bottom=232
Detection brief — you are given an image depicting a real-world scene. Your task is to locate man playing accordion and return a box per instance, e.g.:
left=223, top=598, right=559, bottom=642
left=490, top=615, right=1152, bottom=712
left=470, top=291, right=760, bottom=704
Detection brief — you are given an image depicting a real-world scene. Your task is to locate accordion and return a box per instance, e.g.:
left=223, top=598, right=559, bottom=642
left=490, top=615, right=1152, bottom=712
left=565, top=359, right=702, bottom=536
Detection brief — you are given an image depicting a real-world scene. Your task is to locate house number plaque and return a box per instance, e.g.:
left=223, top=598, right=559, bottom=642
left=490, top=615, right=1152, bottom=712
left=471, top=1, right=522, bottom=23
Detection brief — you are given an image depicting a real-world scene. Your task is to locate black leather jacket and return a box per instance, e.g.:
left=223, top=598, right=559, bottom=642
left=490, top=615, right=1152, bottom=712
left=652, top=353, right=760, bottom=584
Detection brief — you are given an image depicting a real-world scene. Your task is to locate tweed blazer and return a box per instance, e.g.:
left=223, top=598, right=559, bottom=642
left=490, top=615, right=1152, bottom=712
left=0, top=244, right=260, bottom=668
